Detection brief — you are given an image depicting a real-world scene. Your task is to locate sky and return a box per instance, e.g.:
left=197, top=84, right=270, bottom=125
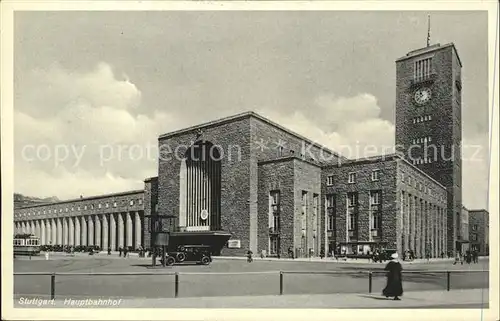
left=13, top=10, right=490, bottom=209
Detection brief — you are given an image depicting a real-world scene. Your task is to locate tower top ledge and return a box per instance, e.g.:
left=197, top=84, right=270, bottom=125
left=396, top=42, right=462, bottom=67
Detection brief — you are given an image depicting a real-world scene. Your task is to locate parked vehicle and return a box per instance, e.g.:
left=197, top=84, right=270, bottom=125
left=159, top=245, right=213, bottom=266
left=14, top=234, right=40, bottom=256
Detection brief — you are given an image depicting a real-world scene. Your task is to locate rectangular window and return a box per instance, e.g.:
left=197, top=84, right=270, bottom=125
left=301, top=191, right=307, bottom=231
left=271, top=191, right=279, bottom=205
left=277, top=146, right=284, bottom=157
left=327, top=175, right=334, bottom=186
left=371, top=169, right=380, bottom=181
left=327, top=194, right=336, bottom=231
left=370, top=190, right=381, bottom=205
left=347, top=193, right=358, bottom=231
left=472, top=234, right=478, bottom=241
left=269, top=236, right=279, bottom=255
left=414, top=57, right=433, bottom=81
left=371, top=209, right=381, bottom=230
left=348, top=172, right=356, bottom=184
left=472, top=224, right=478, bottom=231
left=313, top=193, right=319, bottom=236
left=269, top=190, right=280, bottom=231
left=347, top=192, right=358, bottom=207
left=348, top=210, right=357, bottom=231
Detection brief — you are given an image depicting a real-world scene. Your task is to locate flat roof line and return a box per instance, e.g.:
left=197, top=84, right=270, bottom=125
left=16, top=189, right=144, bottom=210
left=158, top=111, right=346, bottom=160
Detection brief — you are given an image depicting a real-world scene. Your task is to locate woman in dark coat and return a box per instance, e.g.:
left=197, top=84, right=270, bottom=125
left=383, top=252, right=403, bottom=300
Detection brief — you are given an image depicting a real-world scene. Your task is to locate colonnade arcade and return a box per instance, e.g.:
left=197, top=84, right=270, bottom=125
left=14, top=211, right=144, bottom=251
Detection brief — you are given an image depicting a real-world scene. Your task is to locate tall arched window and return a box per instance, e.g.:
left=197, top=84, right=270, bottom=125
left=179, top=141, right=221, bottom=231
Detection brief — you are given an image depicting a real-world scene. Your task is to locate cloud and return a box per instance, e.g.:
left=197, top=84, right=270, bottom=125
left=14, top=62, right=182, bottom=199
left=258, top=93, right=395, bottom=159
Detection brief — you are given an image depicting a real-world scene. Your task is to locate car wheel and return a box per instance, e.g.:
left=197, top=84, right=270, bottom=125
left=201, top=256, right=210, bottom=265
left=176, top=252, right=186, bottom=263
left=166, top=256, right=175, bottom=266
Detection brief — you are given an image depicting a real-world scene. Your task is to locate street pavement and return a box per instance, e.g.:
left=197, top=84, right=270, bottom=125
left=13, top=254, right=489, bottom=306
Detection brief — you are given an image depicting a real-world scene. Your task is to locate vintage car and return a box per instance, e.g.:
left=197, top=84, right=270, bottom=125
left=160, top=245, right=213, bottom=266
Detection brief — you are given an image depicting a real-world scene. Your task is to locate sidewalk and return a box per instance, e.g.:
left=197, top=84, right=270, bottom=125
left=212, top=255, right=459, bottom=265
left=18, top=289, right=489, bottom=309
left=35, top=251, right=487, bottom=266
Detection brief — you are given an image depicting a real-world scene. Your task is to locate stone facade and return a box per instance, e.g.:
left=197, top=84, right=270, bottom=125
left=143, top=177, right=158, bottom=249
left=395, top=43, right=463, bottom=253
left=469, top=209, right=489, bottom=256
left=14, top=190, right=145, bottom=251
left=322, top=154, right=447, bottom=258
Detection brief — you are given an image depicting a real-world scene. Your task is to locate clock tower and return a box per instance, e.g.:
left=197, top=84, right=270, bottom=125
left=395, top=43, right=463, bottom=254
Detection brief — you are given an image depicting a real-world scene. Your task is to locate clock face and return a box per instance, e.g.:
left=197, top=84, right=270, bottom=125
left=414, top=88, right=432, bottom=105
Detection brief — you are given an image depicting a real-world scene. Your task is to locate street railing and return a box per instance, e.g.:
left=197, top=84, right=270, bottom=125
left=14, top=269, right=488, bottom=299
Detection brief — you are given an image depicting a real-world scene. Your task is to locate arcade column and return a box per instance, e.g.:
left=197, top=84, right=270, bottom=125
left=40, top=220, right=46, bottom=245
left=63, top=217, right=69, bottom=246
left=56, top=218, right=63, bottom=245
left=68, top=217, right=75, bottom=246
left=51, top=219, right=57, bottom=245
left=101, top=214, right=109, bottom=250
left=34, top=220, right=40, bottom=238
left=74, top=217, right=81, bottom=246
left=117, top=213, right=125, bottom=249
left=135, top=211, right=142, bottom=248
left=110, top=214, right=117, bottom=251
left=126, top=212, right=133, bottom=248
left=88, top=216, right=95, bottom=246
left=81, top=216, right=87, bottom=246
left=45, top=220, right=51, bottom=245
left=95, top=215, right=101, bottom=248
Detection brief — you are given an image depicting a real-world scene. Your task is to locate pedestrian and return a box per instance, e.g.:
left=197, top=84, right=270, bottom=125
left=382, top=253, right=403, bottom=301
left=247, top=250, right=253, bottom=263
left=320, top=249, right=325, bottom=259
left=118, top=247, right=122, bottom=257
left=123, top=247, right=128, bottom=258
left=107, top=247, right=111, bottom=255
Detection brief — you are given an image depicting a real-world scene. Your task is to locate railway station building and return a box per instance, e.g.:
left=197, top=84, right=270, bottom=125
left=13, top=111, right=448, bottom=258
left=13, top=42, right=486, bottom=259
